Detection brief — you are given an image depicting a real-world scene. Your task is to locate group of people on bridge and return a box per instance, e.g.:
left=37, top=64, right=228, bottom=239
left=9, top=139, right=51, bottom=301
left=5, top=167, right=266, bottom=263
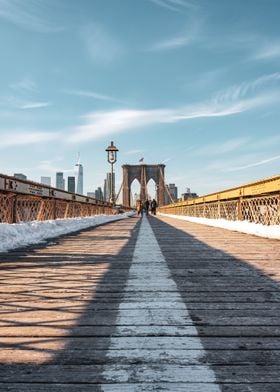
left=136, top=199, right=157, bottom=216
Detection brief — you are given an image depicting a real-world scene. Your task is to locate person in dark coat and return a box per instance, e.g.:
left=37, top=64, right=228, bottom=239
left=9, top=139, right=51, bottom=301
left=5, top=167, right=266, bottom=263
left=144, top=199, right=150, bottom=215
left=151, top=199, right=157, bottom=215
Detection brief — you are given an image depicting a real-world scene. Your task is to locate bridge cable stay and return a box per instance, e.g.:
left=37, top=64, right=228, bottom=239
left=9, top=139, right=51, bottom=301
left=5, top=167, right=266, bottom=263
left=159, top=166, right=175, bottom=204
left=115, top=180, right=123, bottom=204
left=143, top=166, right=148, bottom=200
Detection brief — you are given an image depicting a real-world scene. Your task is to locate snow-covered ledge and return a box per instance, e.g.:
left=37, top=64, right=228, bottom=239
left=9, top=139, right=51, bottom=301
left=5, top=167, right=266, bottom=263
left=159, top=213, right=280, bottom=240
left=0, top=212, right=135, bottom=253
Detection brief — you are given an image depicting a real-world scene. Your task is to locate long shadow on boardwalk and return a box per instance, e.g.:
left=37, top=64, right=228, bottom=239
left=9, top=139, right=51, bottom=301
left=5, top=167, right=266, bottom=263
left=0, top=215, right=280, bottom=391
left=0, top=217, right=140, bottom=391
left=149, top=216, right=280, bottom=392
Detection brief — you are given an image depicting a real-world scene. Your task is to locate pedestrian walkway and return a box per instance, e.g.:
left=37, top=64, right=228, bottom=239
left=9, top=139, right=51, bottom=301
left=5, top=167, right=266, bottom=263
left=0, top=214, right=280, bottom=391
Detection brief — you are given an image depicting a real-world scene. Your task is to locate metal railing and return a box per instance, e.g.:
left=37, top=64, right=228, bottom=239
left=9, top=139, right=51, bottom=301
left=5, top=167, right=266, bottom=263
left=159, top=174, right=280, bottom=225
left=0, top=173, right=130, bottom=223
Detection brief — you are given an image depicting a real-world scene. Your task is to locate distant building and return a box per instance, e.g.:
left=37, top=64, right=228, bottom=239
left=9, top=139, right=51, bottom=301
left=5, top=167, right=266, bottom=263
left=181, top=188, right=198, bottom=201
left=165, top=183, right=178, bottom=204
left=87, top=192, right=95, bottom=198
left=181, top=192, right=198, bottom=201
left=67, top=176, right=76, bottom=193
left=14, top=173, right=27, bottom=181
left=56, top=172, right=64, bottom=190
left=132, top=193, right=140, bottom=207
left=95, top=187, right=103, bottom=201
left=41, top=176, right=51, bottom=186
left=103, top=178, right=107, bottom=202
left=106, top=172, right=115, bottom=202
left=75, top=156, right=83, bottom=195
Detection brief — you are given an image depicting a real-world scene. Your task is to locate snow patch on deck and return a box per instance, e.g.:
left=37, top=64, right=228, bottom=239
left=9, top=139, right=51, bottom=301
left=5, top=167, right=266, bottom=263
left=0, top=213, right=134, bottom=253
left=160, top=213, right=280, bottom=240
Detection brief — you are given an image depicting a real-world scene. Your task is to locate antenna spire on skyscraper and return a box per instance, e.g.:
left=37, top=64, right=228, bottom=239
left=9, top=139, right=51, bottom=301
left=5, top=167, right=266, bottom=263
left=74, top=153, right=83, bottom=195
left=77, top=152, right=80, bottom=165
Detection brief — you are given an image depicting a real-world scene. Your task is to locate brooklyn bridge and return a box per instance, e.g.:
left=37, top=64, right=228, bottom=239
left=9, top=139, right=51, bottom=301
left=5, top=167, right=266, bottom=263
left=0, top=168, right=280, bottom=391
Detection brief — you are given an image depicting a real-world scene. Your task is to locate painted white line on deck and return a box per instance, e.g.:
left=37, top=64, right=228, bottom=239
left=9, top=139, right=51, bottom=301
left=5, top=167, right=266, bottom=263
left=101, top=215, right=221, bottom=390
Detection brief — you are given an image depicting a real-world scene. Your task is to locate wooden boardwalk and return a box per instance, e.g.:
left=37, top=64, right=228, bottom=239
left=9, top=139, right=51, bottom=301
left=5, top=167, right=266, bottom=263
left=0, top=214, right=280, bottom=391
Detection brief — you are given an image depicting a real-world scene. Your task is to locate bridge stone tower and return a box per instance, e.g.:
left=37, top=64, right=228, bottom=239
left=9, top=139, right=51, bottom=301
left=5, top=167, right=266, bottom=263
left=122, top=164, right=166, bottom=207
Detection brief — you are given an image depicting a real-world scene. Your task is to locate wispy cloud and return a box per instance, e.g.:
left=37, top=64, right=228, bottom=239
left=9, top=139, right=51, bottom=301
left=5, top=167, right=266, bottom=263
left=10, top=77, right=37, bottom=93
left=68, top=73, right=280, bottom=143
left=38, top=159, right=73, bottom=174
left=0, top=131, right=59, bottom=148
left=68, top=97, right=267, bottom=143
left=2, top=96, right=51, bottom=110
left=249, top=134, right=280, bottom=150
left=149, top=33, right=194, bottom=51
left=224, top=155, right=280, bottom=172
left=213, top=73, right=280, bottom=103
left=162, top=157, right=172, bottom=163
left=124, top=149, right=145, bottom=155
left=148, top=19, right=201, bottom=51
left=253, top=42, right=280, bottom=61
left=81, top=23, right=123, bottom=66
left=0, top=0, right=63, bottom=32
left=149, top=0, right=196, bottom=13
left=64, top=89, right=129, bottom=105
left=192, top=137, right=249, bottom=156
left=19, top=101, right=51, bottom=110
left=5, top=77, right=51, bottom=110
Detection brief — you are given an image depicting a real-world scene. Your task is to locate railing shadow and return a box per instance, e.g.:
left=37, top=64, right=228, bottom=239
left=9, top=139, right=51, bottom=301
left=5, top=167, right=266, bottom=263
left=0, top=216, right=141, bottom=391
left=149, top=215, right=280, bottom=390
left=0, top=214, right=280, bottom=390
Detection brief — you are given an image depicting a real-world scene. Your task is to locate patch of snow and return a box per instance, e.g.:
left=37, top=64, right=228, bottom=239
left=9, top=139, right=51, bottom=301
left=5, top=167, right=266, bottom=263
left=0, top=212, right=134, bottom=253
left=159, top=213, right=280, bottom=240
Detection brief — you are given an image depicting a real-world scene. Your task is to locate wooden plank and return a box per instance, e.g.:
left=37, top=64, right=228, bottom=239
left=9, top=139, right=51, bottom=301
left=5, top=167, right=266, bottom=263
left=0, top=364, right=280, bottom=383
left=1, top=300, right=280, bottom=311
left=4, top=383, right=277, bottom=392
left=0, top=213, right=279, bottom=390
left=1, top=348, right=280, bottom=365
left=0, top=325, right=280, bottom=337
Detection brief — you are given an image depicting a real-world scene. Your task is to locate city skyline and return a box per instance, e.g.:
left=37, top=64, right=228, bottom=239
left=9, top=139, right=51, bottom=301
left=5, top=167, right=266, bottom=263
left=1, top=0, right=280, bottom=197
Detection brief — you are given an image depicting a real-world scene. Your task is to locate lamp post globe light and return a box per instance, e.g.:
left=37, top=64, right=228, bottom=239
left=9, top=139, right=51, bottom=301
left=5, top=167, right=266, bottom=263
left=105, top=141, right=119, bottom=204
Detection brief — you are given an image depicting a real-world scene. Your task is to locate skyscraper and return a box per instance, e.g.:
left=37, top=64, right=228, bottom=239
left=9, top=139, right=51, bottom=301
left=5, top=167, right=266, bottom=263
left=41, top=176, right=51, bottom=186
left=165, top=183, right=178, bottom=204
left=68, top=176, right=75, bottom=193
left=95, top=187, right=103, bottom=200
left=106, top=172, right=115, bottom=202
left=103, top=178, right=107, bottom=202
left=75, top=155, right=83, bottom=195
left=56, top=172, right=64, bottom=190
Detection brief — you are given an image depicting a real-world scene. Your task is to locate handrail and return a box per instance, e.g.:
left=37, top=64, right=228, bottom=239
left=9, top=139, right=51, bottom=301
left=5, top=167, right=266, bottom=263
left=158, top=173, right=280, bottom=226
left=0, top=173, right=110, bottom=205
left=161, top=173, right=280, bottom=208
left=0, top=173, right=131, bottom=223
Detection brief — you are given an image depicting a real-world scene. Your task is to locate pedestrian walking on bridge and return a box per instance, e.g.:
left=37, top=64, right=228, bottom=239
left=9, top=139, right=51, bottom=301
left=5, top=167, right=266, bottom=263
left=144, top=199, right=150, bottom=215
left=151, top=198, right=157, bottom=215
left=136, top=200, right=143, bottom=217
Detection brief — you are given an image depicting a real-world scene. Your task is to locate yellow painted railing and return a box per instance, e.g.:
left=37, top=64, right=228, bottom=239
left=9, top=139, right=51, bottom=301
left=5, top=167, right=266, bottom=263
left=0, top=173, right=130, bottom=223
left=159, top=174, right=280, bottom=225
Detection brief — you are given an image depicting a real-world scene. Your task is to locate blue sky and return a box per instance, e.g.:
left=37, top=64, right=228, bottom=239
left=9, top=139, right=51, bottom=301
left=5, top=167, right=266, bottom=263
left=1, top=0, right=280, bottom=198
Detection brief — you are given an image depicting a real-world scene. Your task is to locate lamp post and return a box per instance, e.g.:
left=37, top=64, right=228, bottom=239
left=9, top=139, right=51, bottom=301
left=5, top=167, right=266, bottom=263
left=105, top=141, right=119, bottom=205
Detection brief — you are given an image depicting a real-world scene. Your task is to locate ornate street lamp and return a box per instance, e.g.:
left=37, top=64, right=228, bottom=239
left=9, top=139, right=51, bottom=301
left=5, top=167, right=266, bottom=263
left=105, top=141, right=119, bottom=204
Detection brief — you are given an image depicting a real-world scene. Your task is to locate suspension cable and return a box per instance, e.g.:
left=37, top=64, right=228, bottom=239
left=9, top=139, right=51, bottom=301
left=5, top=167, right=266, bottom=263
left=115, top=181, right=123, bottom=204
left=159, top=166, right=175, bottom=203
